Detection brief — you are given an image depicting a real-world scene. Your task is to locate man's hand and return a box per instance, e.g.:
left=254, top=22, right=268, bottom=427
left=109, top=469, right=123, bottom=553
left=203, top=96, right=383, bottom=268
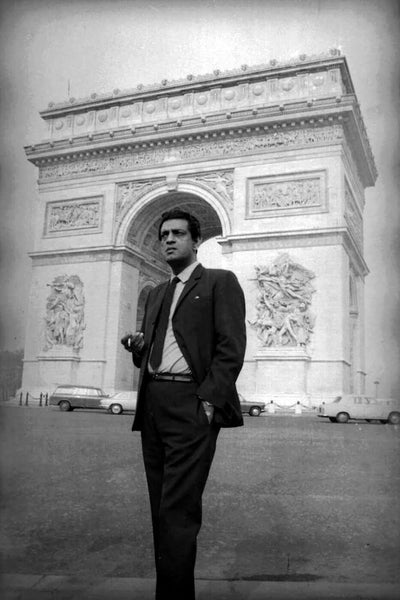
left=202, top=400, right=214, bottom=424
left=121, top=332, right=144, bottom=354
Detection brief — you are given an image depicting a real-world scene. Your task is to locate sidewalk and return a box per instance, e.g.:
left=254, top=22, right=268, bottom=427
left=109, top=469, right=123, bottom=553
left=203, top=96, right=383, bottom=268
left=1, top=574, right=399, bottom=600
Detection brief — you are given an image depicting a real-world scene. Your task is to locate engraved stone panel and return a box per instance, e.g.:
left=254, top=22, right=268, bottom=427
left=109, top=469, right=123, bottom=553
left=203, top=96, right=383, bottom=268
left=247, top=171, right=327, bottom=218
left=45, top=197, right=102, bottom=236
left=179, top=170, right=234, bottom=211
left=43, top=274, right=85, bottom=351
left=116, top=179, right=163, bottom=221
left=249, top=254, right=316, bottom=348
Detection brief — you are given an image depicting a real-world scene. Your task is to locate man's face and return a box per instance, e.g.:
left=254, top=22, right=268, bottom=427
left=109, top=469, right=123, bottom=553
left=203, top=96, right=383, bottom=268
left=159, top=218, right=199, bottom=269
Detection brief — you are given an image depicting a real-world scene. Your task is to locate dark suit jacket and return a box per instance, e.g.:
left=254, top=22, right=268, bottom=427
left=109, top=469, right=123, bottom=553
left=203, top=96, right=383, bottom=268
left=131, top=264, right=246, bottom=430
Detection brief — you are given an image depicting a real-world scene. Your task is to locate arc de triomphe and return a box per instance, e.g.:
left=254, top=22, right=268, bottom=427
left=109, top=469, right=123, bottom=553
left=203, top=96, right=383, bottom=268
left=22, top=50, right=377, bottom=406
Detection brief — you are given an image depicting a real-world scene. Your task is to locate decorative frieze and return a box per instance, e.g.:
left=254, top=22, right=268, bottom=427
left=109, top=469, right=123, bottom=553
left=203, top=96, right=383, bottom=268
left=45, top=197, right=102, bottom=236
left=38, top=124, right=344, bottom=181
left=247, top=171, right=326, bottom=218
left=249, top=254, right=316, bottom=348
left=344, top=179, right=363, bottom=249
left=43, top=274, right=85, bottom=352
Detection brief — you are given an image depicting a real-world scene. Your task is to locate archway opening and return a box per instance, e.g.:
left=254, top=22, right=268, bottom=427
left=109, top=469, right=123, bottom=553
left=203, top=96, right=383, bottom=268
left=126, top=192, right=224, bottom=390
left=126, top=191, right=223, bottom=274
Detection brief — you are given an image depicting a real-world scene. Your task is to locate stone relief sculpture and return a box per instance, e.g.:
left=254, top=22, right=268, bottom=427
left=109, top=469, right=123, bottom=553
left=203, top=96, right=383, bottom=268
left=47, top=199, right=100, bottom=233
left=39, top=125, right=344, bottom=181
left=116, top=180, right=158, bottom=218
left=44, top=275, right=85, bottom=351
left=252, top=177, right=321, bottom=211
left=250, top=254, right=315, bottom=348
left=180, top=171, right=234, bottom=210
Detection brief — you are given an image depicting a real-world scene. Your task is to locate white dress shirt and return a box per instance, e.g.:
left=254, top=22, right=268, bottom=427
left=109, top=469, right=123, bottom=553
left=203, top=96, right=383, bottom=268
left=149, top=261, right=199, bottom=374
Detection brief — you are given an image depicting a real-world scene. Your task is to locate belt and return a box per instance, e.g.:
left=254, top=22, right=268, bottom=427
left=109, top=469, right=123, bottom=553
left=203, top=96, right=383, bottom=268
left=149, top=373, right=194, bottom=383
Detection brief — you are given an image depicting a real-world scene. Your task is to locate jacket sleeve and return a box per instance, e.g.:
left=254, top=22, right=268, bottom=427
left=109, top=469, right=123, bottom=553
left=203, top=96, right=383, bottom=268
left=131, top=293, right=150, bottom=369
left=196, top=270, right=246, bottom=407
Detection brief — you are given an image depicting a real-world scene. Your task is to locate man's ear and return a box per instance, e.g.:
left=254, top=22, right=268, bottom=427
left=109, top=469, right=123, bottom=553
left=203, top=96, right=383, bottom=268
left=193, top=237, right=202, bottom=251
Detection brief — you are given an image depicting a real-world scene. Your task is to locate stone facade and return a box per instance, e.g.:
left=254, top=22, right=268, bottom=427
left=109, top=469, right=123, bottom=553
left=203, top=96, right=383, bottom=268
left=22, top=50, right=377, bottom=405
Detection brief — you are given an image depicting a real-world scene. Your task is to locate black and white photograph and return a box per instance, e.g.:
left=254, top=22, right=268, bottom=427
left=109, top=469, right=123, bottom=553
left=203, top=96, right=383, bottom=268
left=0, top=1, right=399, bottom=599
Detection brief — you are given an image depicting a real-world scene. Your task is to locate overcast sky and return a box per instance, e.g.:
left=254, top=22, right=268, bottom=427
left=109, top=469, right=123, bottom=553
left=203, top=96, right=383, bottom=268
left=0, top=0, right=399, bottom=396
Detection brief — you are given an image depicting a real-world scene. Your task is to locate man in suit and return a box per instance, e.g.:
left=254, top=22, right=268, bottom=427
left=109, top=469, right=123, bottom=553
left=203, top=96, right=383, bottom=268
left=121, top=208, right=246, bottom=600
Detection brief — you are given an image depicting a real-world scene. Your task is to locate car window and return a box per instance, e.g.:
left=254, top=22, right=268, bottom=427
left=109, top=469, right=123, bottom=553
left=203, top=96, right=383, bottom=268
left=55, top=387, right=72, bottom=395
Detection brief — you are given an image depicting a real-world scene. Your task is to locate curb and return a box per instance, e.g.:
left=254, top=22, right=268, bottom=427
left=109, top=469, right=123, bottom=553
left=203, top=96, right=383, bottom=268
left=1, top=574, right=399, bottom=600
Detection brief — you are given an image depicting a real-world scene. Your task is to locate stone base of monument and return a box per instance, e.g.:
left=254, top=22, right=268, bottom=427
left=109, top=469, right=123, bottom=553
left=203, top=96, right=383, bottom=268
left=36, top=348, right=81, bottom=389
left=254, top=346, right=312, bottom=409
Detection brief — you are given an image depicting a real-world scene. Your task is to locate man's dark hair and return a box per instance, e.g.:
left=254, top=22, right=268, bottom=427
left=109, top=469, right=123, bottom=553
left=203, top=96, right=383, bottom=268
left=158, top=208, right=202, bottom=241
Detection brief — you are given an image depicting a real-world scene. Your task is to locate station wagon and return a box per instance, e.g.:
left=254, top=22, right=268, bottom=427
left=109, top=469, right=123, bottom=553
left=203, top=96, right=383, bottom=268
left=318, top=394, right=400, bottom=424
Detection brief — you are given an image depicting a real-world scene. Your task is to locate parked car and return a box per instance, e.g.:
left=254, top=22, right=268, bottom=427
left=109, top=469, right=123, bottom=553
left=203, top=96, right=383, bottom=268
left=239, top=393, right=266, bottom=417
left=318, top=394, right=400, bottom=424
left=100, top=391, right=137, bottom=415
left=49, top=385, right=109, bottom=412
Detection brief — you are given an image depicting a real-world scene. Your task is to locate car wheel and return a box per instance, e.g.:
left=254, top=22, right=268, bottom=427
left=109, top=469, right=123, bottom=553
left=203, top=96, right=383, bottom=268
left=59, top=400, right=71, bottom=412
left=336, top=412, right=349, bottom=423
left=249, top=406, right=261, bottom=417
left=110, top=403, right=123, bottom=415
left=328, top=417, right=337, bottom=423
left=388, top=411, right=400, bottom=425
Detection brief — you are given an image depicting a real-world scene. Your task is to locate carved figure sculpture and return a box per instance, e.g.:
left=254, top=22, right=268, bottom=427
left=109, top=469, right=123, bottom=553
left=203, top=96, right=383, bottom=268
left=44, top=275, right=85, bottom=351
left=250, top=254, right=315, bottom=347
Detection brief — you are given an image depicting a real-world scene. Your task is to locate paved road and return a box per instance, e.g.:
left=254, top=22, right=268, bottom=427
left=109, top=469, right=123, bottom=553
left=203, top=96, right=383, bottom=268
left=1, top=406, right=399, bottom=597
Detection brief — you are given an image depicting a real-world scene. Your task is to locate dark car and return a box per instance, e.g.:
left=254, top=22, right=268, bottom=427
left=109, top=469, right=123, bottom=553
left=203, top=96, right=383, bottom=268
left=49, top=385, right=110, bottom=412
left=239, top=393, right=266, bottom=417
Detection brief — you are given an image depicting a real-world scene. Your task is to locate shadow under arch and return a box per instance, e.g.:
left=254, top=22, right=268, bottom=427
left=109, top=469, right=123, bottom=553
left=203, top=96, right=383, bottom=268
left=115, top=180, right=231, bottom=250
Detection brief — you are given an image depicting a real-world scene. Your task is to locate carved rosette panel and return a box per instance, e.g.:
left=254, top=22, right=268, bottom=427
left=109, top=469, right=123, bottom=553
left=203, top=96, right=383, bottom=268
left=45, top=197, right=102, bottom=235
left=247, top=171, right=326, bottom=218
left=179, top=170, right=234, bottom=211
left=344, top=180, right=363, bottom=249
left=43, top=274, right=85, bottom=352
left=249, top=254, right=316, bottom=348
left=39, top=125, right=344, bottom=181
left=47, top=56, right=345, bottom=139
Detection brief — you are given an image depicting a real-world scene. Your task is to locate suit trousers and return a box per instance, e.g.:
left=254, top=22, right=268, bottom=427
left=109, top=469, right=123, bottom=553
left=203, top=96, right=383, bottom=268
left=141, top=379, right=220, bottom=600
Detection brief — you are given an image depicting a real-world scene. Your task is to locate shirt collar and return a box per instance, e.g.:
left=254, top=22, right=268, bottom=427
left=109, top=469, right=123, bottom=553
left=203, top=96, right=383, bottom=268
left=171, top=261, right=200, bottom=284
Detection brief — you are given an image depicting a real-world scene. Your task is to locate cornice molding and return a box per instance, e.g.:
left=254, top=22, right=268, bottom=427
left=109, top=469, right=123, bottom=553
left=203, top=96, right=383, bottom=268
left=41, top=50, right=351, bottom=116
left=28, top=245, right=162, bottom=272
left=25, top=97, right=377, bottom=187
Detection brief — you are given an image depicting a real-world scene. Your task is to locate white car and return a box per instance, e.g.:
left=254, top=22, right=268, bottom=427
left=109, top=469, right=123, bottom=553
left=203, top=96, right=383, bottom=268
left=318, top=394, right=400, bottom=424
left=100, top=391, right=137, bottom=415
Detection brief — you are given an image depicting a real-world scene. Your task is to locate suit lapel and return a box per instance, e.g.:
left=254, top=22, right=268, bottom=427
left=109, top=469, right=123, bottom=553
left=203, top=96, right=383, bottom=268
left=174, top=264, right=203, bottom=314
left=147, top=282, right=169, bottom=339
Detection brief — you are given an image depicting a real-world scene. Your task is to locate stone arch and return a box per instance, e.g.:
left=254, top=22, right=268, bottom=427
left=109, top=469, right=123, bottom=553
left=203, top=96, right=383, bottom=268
left=115, top=180, right=231, bottom=249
